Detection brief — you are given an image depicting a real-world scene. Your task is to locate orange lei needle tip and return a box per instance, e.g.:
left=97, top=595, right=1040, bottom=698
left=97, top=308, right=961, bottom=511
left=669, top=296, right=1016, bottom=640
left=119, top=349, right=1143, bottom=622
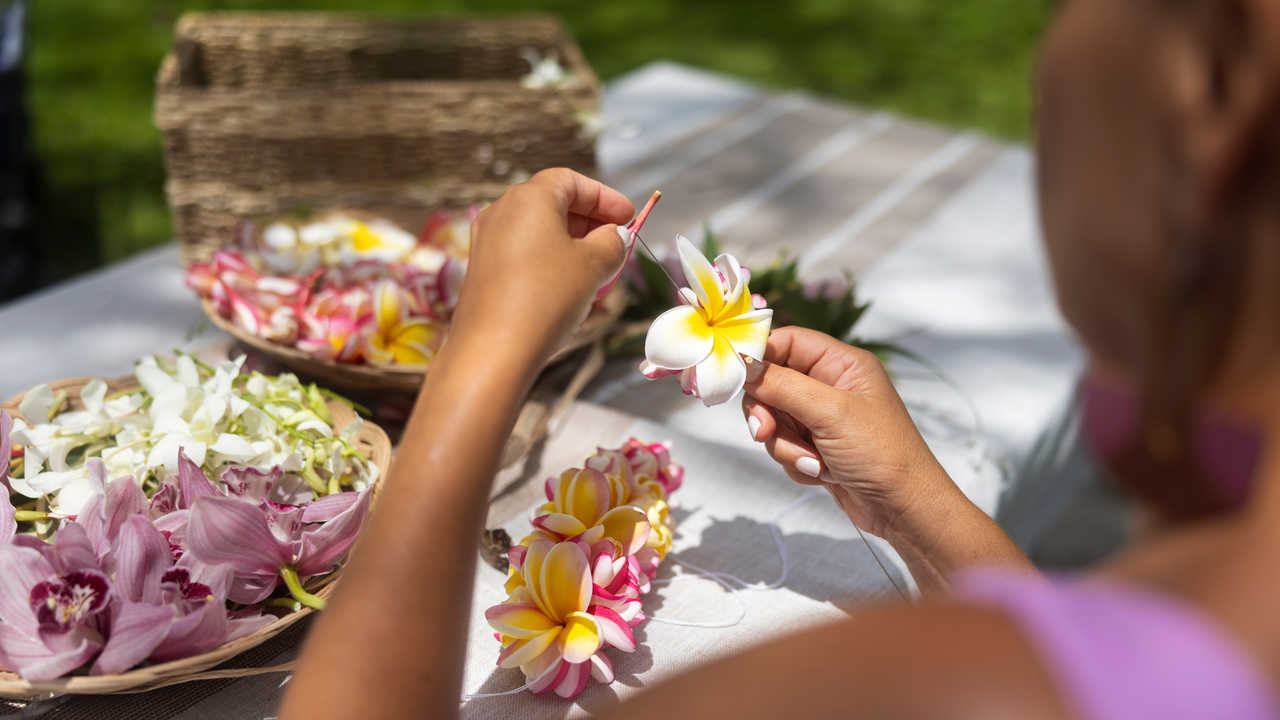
left=626, top=191, right=662, bottom=238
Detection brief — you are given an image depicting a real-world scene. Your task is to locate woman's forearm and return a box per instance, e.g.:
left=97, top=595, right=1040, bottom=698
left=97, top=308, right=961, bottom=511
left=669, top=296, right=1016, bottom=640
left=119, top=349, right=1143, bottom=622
left=280, top=330, right=542, bottom=720
left=885, top=463, right=1033, bottom=595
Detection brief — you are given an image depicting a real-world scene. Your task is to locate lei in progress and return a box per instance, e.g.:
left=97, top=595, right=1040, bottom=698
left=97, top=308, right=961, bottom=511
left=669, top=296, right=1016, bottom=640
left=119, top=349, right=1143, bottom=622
left=483, top=439, right=682, bottom=698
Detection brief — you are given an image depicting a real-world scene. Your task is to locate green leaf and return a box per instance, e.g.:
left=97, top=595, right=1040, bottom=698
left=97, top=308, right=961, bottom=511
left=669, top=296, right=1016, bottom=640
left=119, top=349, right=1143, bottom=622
left=701, top=223, right=721, bottom=259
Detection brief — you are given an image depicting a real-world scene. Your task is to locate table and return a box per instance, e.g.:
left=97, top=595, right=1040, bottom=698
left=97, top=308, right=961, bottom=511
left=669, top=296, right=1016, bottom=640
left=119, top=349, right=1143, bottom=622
left=0, top=62, right=1085, bottom=719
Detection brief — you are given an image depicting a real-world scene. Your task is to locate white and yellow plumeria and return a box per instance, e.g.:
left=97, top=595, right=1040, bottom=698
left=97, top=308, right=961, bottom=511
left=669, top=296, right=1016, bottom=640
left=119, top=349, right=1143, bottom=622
left=641, top=236, right=773, bottom=406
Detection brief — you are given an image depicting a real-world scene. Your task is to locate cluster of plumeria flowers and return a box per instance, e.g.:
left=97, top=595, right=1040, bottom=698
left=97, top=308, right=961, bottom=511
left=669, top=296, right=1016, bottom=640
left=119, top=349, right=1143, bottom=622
left=186, top=211, right=475, bottom=367
left=484, top=439, right=683, bottom=698
left=0, top=358, right=379, bottom=680
left=640, top=236, right=773, bottom=406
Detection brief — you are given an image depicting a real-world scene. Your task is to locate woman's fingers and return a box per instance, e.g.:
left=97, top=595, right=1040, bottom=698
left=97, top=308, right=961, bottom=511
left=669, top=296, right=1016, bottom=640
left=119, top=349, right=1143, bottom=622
left=765, top=326, right=885, bottom=390
left=763, top=419, right=826, bottom=486
left=742, top=395, right=777, bottom=442
left=528, top=168, right=634, bottom=225
left=744, top=360, right=845, bottom=433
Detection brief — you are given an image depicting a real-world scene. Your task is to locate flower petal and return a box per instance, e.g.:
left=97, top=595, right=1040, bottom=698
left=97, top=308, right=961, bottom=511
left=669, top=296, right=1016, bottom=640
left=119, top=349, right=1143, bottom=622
left=524, top=647, right=565, bottom=694
left=0, top=493, right=13, bottom=546
left=692, top=334, right=748, bottom=406
left=563, top=467, right=610, bottom=527
left=91, top=602, right=173, bottom=675
left=591, top=605, right=636, bottom=652
left=51, top=522, right=99, bottom=575
left=539, top=542, right=591, bottom=622
left=521, top=540, right=555, bottom=619
left=715, top=308, right=773, bottom=362
left=597, top=506, right=651, bottom=556
left=557, top=612, right=601, bottom=664
left=373, top=280, right=404, bottom=335
left=485, top=602, right=559, bottom=640
left=0, top=411, right=12, bottom=490
left=644, top=305, right=714, bottom=371
left=187, top=496, right=289, bottom=576
left=177, top=449, right=220, bottom=508
left=17, top=384, right=55, bottom=424
left=675, top=234, right=724, bottom=317
left=113, top=515, right=174, bottom=604
left=0, top=624, right=99, bottom=681
left=299, top=491, right=359, bottom=523
left=531, top=513, right=586, bottom=539
left=553, top=658, right=591, bottom=698
left=496, top=628, right=559, bottom=669
left=0, top=545, right=53, bottom=635
left=296, top=487, right=372, bottom=577
left=589, top=651, right=614, bottom=683
left=712, top=254, right=751, bottom=320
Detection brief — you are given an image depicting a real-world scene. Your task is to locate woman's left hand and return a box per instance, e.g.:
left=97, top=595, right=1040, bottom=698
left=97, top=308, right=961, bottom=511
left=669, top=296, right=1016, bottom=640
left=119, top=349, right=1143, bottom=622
left=450, top=168, right=635, bottom=362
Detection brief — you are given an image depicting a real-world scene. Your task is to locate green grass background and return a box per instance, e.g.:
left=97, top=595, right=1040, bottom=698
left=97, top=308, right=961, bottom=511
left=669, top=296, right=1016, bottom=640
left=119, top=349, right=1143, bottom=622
left=25, top=1, right=1048, bottom=281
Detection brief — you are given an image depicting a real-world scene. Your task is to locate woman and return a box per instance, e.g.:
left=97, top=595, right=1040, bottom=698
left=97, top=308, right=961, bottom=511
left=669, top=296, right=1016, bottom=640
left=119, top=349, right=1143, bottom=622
left=280, top=0, right=1280, bottom=716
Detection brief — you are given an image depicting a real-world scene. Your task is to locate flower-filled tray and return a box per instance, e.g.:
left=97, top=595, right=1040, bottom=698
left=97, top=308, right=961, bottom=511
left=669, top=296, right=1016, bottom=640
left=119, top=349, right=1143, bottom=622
left=189, top=209, right=626, bottom=393
left=0, top=362, right=392, bottom=699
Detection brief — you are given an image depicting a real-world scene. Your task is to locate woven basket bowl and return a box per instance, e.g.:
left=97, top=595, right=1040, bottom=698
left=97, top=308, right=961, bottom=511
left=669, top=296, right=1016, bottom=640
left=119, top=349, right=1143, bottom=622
left=0, top=376, right=393, bottom=699
left=155, top=12, right=601, bottom=264
left=200, top=280, right=626, bottom=393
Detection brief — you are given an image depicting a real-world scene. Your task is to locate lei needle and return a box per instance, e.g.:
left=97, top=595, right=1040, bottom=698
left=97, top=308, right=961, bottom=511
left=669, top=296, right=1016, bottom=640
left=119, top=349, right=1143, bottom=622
left=624, top=191, right=681, bottom=292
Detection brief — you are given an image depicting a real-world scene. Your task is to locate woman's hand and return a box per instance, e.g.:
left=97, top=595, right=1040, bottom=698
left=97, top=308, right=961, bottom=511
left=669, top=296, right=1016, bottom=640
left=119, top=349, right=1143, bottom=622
left=743, top=327, right=1029, bottom=590
left=742, top=326, right=955, bottom=538
left=451, top=168, right=634, bottom=363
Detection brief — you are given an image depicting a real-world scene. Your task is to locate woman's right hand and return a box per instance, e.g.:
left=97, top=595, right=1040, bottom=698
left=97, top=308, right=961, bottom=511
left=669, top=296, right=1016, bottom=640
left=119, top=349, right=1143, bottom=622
left=742, top=327, right=1029, bottom=589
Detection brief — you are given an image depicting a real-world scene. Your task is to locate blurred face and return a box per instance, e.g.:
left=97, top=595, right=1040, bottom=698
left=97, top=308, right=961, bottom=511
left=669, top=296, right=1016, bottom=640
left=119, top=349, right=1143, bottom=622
left=1035, top=0, right=1184, bottom=377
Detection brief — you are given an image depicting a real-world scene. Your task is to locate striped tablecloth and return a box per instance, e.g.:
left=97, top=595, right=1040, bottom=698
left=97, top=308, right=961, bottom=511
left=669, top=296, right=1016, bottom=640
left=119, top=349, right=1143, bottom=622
left=0, top=62, right=1087, bottom=719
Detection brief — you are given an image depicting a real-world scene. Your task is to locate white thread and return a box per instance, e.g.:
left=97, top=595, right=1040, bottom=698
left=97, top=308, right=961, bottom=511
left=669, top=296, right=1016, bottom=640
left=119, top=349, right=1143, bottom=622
left=461, top=679, right=533, bottom=701
left=646, top=488, right=823, bottom=627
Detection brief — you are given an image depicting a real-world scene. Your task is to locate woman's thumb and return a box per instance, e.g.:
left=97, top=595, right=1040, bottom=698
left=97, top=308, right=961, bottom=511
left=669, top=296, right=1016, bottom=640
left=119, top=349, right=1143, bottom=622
left=586, top=224, right=630, bottom=295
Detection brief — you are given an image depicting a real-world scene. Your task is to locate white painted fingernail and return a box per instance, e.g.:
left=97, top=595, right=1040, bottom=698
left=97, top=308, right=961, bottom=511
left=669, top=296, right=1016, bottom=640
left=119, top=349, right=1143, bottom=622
left=795, top=456, right=821, bottom=477
left=747, top=416, right=761, bottom=440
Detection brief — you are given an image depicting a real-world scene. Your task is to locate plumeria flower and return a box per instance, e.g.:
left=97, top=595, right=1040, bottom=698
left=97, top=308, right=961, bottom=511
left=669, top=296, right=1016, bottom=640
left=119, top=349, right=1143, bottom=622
left=529, top=468, right=651, bottom=555
left=259, top=222, right=320, bottom=276
left=620, top=438, right=684, bottom=497
left=361, top=280, right=444, bottom=366
left=485, top=540, right=619, bottom=698
left=335, top=218, right=417, bottom=266
left=641, top=236, right=773, bottom=406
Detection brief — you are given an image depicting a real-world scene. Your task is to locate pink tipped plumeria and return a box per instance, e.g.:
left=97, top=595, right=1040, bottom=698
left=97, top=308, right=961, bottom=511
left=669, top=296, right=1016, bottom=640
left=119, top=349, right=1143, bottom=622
left=483, top=437, right=682, bottom=699
left=186, top=211, right=473, bottom=368
left=640, top=236, right=773, bottom=406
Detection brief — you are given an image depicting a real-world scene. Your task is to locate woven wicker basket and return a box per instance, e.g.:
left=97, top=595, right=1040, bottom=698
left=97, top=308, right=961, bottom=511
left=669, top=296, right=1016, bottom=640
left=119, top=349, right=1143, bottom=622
left=0, top=376, right=392, bottom=699
left=155, top=12, right=601, bottom=264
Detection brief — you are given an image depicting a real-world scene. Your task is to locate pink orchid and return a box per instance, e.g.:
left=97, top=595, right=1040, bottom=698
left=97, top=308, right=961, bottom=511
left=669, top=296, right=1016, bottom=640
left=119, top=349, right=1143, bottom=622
left=0, top=541, right=109, bottom=680
left=185, top=487, right=371, bottom=609
left=2, top=409, right=13, bottom=491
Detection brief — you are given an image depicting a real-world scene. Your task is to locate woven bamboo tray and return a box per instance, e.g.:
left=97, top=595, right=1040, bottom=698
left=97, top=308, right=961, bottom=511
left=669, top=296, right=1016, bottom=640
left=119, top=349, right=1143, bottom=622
left=156, top=12, right=601, bottom=264
left=200, top=279, right=626, bottom=394
left=0, top=376, right=392, bottom=700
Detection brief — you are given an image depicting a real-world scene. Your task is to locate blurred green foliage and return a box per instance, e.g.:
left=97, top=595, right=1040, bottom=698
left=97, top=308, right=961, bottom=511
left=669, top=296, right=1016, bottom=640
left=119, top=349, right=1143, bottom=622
left=25, top=0, right=1047, bottom=280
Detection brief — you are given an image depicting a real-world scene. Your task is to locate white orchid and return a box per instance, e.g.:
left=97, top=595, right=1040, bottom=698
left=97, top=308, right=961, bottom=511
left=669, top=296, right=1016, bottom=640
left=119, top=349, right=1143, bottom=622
left=641, top=236, right=773, bottom=406
left=9, top=354, right=376, bottom=518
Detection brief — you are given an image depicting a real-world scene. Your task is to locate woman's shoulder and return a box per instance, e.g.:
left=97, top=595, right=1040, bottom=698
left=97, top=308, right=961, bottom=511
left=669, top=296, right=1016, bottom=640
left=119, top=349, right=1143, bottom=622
left=955, top=567, right=1280, bottom=720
